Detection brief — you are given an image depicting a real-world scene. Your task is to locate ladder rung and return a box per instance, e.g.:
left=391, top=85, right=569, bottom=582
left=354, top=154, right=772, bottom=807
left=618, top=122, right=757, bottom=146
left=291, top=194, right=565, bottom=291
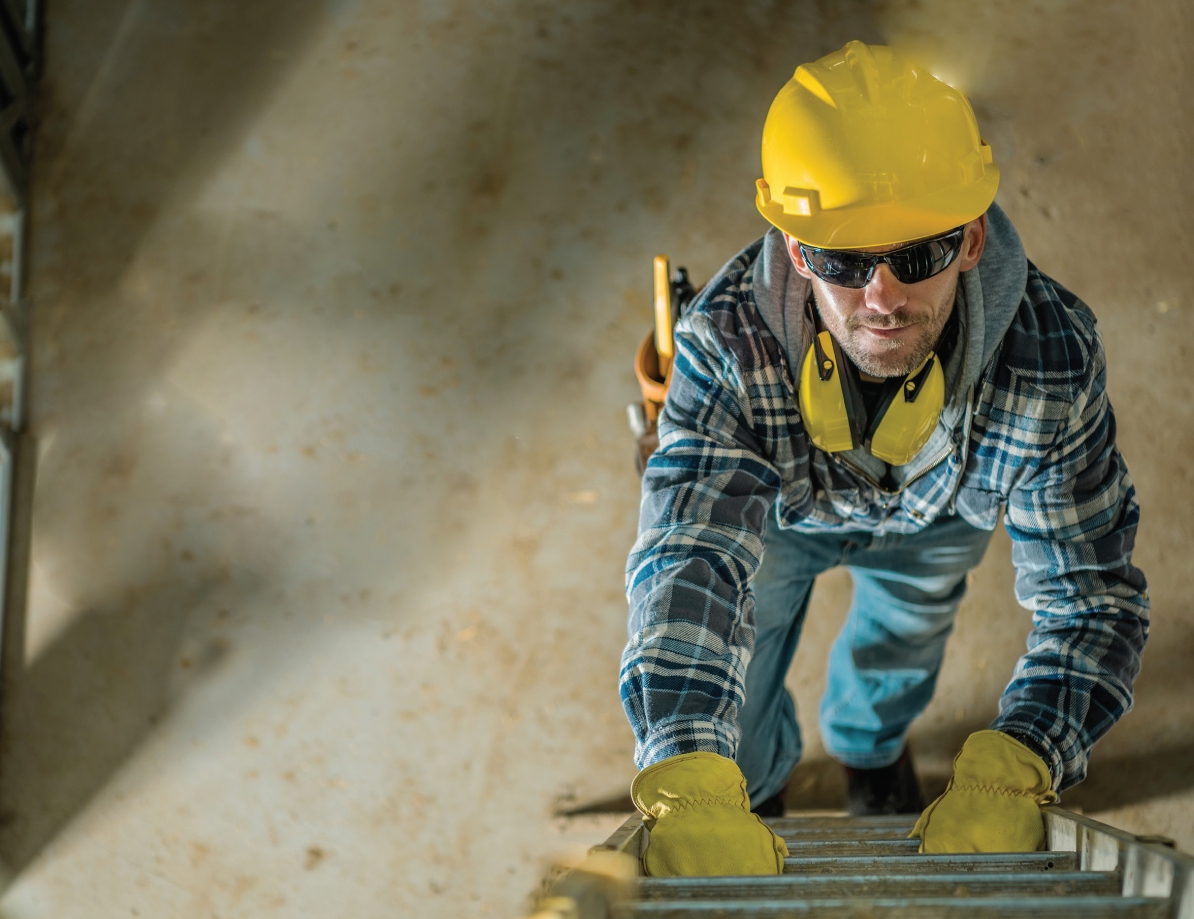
left=783, top=852, right=1080, bottom=874
left=619, top=895, right=1168, bottom=918
left=638, top=871, right=1121, bottom=900
left=772, top=826, right=919, bottom=841
left=765, top=815, right=918, bottom=831
left=780, top=839, right=922, bottom=856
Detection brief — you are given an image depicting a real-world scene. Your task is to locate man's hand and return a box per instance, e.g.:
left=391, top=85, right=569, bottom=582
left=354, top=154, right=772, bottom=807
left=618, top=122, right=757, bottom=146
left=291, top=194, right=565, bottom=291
left=910, top=730, right=1058, bottom=853
left=631, top=752, right=789, bottom=876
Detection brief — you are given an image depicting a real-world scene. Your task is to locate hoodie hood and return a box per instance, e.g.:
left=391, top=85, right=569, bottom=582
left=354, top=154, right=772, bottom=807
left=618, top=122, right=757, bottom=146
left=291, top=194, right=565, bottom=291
left=750, top=202, right=1028, bottom=479
left=955, top=202, right=1028, bottom=396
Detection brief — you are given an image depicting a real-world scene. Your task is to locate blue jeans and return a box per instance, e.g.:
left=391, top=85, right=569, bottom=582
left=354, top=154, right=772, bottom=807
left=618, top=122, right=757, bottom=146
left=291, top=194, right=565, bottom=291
left=736, top=512, right=994, bottom=805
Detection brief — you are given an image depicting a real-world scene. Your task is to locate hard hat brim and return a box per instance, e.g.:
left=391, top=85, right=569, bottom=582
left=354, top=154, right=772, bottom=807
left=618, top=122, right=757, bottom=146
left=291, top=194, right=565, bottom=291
left=757, top=166, right=1000, bottom=249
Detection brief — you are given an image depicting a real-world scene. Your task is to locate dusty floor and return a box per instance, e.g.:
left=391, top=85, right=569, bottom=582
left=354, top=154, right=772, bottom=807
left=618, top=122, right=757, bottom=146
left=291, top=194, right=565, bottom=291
left=0, top=0, right=1187, bottom=916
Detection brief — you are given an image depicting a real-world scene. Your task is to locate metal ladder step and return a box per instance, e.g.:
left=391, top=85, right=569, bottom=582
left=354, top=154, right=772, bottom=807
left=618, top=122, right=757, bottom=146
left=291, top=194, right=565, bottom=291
left=768, top=815, right=918, bottom=830
left=618, top=896, right=1170, bottom=918
left=781, top=838, right=924, bottom=856
left=638, top=871, right=1121, bottom=900
left=536, top=807, right=1194, bottom=919
left=781, top=852, right=1079, bottom=873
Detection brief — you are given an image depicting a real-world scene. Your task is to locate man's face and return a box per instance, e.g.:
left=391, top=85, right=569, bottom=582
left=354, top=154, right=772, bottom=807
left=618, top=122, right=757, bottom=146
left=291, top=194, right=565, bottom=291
left=786, top=217, right=986, bottom=379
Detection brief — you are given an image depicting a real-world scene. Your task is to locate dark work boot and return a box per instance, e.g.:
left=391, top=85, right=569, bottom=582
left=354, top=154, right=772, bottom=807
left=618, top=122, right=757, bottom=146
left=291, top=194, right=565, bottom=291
left=750, top=785, right=787, bottom=818
left=843, top=747, right=925, bottom=816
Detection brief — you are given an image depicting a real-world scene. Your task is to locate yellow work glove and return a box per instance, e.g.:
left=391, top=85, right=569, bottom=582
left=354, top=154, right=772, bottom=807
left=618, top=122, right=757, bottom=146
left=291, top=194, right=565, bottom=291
left=631, top=751, right=789, bottom=876
left=910, top=730, right=1059, bottom=853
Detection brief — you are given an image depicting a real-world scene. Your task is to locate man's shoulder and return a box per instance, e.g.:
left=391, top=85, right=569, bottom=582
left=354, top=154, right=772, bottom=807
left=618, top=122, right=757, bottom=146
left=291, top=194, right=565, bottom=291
left=677, top=236, right=778, bottom=371
left=685, top=237, right=763, bottom=319
left=995, top=261, right=1103, bottom=399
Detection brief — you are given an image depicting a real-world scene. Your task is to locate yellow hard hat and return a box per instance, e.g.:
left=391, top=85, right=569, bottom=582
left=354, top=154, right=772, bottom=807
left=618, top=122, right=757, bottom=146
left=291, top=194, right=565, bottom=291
left=756, top=41, right=999, bottom=249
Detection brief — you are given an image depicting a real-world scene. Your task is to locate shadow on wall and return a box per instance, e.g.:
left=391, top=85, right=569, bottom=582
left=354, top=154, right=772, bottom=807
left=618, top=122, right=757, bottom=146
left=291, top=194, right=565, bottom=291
left=0, top=0, right=330, bottom=875
left=0, top=431, right=282, bottom=874
left=779, top=738, right=1194, bottom=813
left=1063, top=742, right=1194, bottom=813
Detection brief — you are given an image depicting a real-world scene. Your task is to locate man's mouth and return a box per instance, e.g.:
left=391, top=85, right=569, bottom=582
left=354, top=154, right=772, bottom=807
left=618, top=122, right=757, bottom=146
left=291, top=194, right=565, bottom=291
left=859, top=324, right=914, bottom=340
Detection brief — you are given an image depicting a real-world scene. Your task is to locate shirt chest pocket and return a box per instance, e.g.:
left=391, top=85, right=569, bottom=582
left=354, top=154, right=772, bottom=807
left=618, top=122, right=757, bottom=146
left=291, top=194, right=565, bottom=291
left=900, top=452, right=964, bottom=527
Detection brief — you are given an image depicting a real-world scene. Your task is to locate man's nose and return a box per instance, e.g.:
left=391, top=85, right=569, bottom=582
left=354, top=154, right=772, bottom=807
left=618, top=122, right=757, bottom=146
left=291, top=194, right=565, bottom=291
left=864, top=263, right=908, bottom=314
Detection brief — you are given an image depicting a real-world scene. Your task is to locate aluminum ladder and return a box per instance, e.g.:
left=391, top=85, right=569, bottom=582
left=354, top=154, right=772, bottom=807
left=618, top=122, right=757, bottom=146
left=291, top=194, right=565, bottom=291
left=534, top=807, right=1194, bottom=918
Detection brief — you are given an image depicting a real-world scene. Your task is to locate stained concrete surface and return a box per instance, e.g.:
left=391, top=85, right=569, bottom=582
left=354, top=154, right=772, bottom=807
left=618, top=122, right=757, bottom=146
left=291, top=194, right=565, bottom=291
left=0, top=1, right=1188, bottom=916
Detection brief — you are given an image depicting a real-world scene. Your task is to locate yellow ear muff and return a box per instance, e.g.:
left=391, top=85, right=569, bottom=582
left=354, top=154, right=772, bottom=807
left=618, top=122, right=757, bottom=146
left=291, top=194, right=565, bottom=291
left=799, top=331, right=945, bottom=465
left=867, top=353, right=945, bottom=465
left=798, top=330, right=859, bottom=453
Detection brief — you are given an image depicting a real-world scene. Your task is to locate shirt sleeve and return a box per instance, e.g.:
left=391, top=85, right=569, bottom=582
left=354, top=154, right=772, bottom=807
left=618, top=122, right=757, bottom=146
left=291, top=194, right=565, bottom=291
left=619, top=312, right=783, bottom=769
left=992, top=327, right=1149, bottom=791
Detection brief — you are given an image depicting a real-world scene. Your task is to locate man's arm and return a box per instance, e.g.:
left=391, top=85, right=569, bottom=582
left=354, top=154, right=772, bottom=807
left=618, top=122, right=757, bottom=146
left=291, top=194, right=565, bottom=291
left=992, top=315, right=1149, bottom=792
left=620, top=307, right=785, bottom=769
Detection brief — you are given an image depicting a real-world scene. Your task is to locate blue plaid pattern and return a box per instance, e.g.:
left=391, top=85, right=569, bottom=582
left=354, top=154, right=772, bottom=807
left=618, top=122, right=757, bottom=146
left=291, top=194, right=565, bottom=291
left=620, top=239, right=1148, bottom=792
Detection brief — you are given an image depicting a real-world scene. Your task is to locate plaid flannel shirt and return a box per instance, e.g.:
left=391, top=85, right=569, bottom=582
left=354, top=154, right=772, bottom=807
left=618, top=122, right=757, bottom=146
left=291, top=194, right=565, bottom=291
left=620, top=235, right=1149, bottom=792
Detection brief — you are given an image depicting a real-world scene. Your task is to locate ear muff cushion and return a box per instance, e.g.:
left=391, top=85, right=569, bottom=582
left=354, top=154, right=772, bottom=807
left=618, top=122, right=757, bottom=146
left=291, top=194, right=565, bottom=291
left=868, top=355, right=945, bottom=465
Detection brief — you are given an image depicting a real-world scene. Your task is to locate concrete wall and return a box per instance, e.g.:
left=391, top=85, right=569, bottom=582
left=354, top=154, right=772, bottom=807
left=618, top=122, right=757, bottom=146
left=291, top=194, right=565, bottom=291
left=0, top=1, right=1187, bottom=916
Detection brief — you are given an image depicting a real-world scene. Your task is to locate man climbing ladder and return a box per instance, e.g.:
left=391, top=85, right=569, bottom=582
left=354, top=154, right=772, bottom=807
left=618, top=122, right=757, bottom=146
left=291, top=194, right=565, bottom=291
left=620, top=40, right=1148, bottom=875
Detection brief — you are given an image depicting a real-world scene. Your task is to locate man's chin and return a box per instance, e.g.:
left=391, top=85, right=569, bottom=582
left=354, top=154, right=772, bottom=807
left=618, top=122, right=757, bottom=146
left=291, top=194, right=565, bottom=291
left=845, top=342, right=922, bottom=379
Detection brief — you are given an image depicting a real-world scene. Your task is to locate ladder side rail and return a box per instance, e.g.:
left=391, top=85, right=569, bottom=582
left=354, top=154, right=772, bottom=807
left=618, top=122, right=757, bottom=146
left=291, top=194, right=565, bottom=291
left=1045, top=806, right=1194, bottom=909
left=595, top=814, right=647, bottom=864
left=529, top=820, right=641, bottom=919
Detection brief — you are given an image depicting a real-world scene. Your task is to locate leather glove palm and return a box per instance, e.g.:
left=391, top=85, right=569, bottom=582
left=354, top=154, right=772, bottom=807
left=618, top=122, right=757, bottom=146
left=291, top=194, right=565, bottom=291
left=911, top=730, right=1058, bottom=853
left=631, top=752, right=788, bottom=876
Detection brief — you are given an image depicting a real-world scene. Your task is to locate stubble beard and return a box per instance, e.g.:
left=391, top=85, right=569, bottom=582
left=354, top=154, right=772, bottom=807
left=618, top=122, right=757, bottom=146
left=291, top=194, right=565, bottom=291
left=820, top=292, right=955, bottom=379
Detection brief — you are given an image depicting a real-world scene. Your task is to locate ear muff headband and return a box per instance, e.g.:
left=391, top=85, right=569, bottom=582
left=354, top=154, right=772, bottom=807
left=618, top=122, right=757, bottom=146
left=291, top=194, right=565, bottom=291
left=798, top=298, right=945, bottom=466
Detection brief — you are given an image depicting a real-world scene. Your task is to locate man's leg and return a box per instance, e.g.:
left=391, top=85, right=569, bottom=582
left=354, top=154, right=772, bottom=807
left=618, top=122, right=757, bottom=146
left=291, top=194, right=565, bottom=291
left=737, top=517, right=844, bottom=807
left=819, top=514, right=995, bottom=768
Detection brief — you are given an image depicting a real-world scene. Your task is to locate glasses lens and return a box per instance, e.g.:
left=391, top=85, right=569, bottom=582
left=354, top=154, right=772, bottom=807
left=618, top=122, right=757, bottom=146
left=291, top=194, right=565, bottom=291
left=800, top=247, right=873, bottom=289
left=801, top=229, right=964, bottom=289
left=886, top=231, right=964, bottom=284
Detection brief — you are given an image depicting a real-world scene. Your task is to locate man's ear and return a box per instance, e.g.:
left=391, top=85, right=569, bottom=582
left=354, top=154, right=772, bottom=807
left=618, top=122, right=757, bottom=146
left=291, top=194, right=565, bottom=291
left=958, top=214, right=987, bottom=271
left=785, top=233, right=815, bottom=279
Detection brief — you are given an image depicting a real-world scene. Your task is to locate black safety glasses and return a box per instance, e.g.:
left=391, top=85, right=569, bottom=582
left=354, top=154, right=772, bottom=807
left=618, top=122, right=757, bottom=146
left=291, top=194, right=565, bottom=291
left=799, top=227, right=966, bottom=289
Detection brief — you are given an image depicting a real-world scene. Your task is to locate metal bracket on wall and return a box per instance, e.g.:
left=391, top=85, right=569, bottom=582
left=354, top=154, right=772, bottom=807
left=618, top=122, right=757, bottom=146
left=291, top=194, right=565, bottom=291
left=0, top=0, right=39, bottom=209
left=0, top=0, right=39, bottom=673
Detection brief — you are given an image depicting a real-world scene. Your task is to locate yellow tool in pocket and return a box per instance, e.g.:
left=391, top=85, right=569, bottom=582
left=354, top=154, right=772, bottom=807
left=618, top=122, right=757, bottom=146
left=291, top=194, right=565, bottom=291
left=629, top=255, right=698, bottom=474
